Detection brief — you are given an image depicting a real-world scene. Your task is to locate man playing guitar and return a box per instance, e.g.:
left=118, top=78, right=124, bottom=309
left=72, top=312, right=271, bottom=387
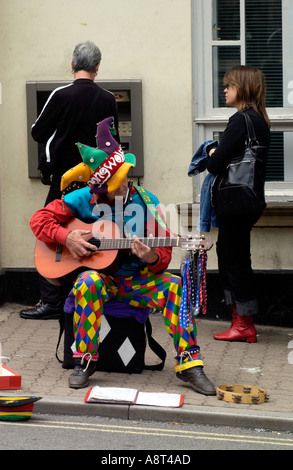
left=29, top=117, right=216, bottom=394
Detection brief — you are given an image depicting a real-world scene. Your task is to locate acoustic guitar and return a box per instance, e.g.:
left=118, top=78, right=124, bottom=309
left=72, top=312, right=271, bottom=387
left=35, top=218, right=213, bottom=285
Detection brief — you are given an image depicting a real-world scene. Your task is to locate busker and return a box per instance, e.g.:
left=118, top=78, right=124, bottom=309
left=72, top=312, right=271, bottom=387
left=29, top=116, right=216, bottom=395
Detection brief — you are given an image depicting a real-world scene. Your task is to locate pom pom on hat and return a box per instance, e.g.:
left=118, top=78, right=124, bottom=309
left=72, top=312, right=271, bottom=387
left=95, top=116, right=119, bottom=155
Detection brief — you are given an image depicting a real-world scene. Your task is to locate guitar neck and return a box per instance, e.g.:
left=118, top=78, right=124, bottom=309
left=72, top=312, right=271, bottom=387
left=90, top=236, right=181, bottom=251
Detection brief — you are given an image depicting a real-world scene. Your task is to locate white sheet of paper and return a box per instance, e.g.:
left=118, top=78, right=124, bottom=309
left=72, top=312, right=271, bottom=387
left=135, top=391, right=183, bottom=407
left=88, top=386, right=138, bottom=403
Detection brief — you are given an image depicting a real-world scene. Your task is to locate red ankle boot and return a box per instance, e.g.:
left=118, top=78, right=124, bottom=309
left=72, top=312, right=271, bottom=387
left=213, top=314, right=257, bottom=343
left=230, top=306, right=238, bottom=327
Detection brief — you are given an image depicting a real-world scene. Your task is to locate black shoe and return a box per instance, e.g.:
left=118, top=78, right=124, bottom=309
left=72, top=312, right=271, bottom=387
left=19, top=301, right=62, bottom=320
left=68, top=358, right=97, bottom=389
left=176, top=366, right=216, bottom=396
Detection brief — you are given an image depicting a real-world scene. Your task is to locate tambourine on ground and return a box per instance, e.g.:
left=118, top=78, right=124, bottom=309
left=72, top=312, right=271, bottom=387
left=217, top=384, right=269, bottom=404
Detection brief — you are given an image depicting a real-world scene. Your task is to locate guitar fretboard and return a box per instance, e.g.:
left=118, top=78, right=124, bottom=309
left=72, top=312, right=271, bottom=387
left=90, top=236, right=181, bottom=251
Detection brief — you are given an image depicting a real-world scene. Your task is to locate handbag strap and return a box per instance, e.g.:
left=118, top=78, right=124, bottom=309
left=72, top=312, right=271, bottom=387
left=144, top=317, right=166, bottom=371
left=241, top=111, right=259, bottom=146
left=56, top=313, right=65, bottom=364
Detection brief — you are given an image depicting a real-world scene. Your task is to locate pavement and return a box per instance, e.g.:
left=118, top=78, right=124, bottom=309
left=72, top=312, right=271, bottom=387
left=1, top=302, right=293, bottom=432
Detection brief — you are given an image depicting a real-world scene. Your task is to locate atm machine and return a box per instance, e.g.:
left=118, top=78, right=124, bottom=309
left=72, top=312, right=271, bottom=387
left=26, top=79, right=143, bottom=179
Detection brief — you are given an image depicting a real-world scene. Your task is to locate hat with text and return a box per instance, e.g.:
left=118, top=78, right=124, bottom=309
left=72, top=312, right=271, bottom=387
left=76, top=116, right=136, bottom=194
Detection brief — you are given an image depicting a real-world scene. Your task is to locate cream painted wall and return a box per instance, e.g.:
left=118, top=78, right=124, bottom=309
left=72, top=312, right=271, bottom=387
left=0, top=0, right=194, bottom=269
left=199, top=226, right=293, bottom=271
left=1, top=0, right=291, bottom=274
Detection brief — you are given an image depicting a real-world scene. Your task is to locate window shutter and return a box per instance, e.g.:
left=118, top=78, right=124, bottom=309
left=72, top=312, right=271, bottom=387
left=245, top=0, right=282, bottom=108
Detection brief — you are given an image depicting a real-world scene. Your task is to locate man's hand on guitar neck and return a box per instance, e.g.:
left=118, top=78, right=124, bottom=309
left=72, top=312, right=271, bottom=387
left=131, top=235, right=159, bottom=266
left=65, top=229, right=98, bottom=259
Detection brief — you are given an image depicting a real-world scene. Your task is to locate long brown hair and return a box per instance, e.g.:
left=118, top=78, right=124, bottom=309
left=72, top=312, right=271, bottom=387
left=224, top=65, right=271, bottom=128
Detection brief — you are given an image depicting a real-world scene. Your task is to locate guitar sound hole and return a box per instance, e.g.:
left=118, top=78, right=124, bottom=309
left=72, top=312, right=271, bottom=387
left=87, top=237, right=101, bottom=251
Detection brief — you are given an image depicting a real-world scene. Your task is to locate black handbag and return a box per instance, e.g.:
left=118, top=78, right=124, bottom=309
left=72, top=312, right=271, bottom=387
left=213, top=112, right=268, bottom=217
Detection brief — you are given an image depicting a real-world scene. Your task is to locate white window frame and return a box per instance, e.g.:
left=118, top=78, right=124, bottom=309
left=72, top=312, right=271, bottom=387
left=192, top=0, right=293, bottom=203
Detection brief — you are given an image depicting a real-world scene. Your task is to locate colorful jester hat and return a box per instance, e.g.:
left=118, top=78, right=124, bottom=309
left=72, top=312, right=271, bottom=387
left=76, top=116, right=136, bottom=194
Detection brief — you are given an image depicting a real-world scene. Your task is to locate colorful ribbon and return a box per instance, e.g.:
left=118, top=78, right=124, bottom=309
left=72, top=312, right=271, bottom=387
left=179, top=251, right=208, bottom=328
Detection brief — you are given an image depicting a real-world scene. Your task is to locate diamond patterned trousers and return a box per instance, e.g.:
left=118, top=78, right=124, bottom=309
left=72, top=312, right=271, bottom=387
left=72, top=268, right=203, bottom=372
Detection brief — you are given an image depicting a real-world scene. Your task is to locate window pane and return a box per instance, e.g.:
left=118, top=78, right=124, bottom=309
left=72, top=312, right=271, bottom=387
left=213, top=0, right=283, bottom=108
left=212, top=46, right=240, bottom=107
left=245, top=0, right=283, bottom=107
left=212, top=0, right=240, bottom=40
left=212, top=0, right=284, bottom=181
left=266, top=133, right=284, bottom=181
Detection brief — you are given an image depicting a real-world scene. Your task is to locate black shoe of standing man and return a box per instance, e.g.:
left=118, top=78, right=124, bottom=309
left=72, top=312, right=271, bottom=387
left=19, top=300, right=62, bottom=320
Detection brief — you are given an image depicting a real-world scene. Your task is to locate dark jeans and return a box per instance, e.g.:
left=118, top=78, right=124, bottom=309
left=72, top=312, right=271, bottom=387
left=216, top=211, right=262, bottom=316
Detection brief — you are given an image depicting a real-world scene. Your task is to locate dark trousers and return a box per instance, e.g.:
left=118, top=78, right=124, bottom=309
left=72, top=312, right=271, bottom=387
left=216, top=211, right=262, bottom=316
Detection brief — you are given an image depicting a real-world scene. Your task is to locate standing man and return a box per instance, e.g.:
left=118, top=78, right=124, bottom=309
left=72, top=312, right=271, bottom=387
left=20, top=41, right=120, bottom=320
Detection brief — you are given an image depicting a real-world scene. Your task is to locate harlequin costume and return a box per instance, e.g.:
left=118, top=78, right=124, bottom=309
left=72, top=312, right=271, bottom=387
left=29, top=117, right=216, bottom=395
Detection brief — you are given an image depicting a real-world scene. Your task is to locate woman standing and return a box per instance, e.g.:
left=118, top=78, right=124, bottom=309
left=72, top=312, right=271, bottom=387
left=206, top=65, right=271, bottom=342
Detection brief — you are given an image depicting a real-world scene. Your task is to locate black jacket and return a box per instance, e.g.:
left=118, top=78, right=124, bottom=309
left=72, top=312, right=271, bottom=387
left=32, top=79, right=120, bottom=182
left=206, top=107, right=270, bottom=175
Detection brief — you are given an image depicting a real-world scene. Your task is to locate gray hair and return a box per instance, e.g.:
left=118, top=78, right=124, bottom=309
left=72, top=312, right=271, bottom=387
left=72, top=41, right=102, bottom=73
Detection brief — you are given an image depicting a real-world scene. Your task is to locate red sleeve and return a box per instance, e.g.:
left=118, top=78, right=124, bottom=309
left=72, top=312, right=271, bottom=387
left=30, top=199, right=74, bottom=245
left=145, top=203, right=173, bottom=273
left=146, top=246, right=172, bottom=273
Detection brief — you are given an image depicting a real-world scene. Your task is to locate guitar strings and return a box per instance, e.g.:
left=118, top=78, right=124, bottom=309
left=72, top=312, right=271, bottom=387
left=91, top=236, right=202, bottom=251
